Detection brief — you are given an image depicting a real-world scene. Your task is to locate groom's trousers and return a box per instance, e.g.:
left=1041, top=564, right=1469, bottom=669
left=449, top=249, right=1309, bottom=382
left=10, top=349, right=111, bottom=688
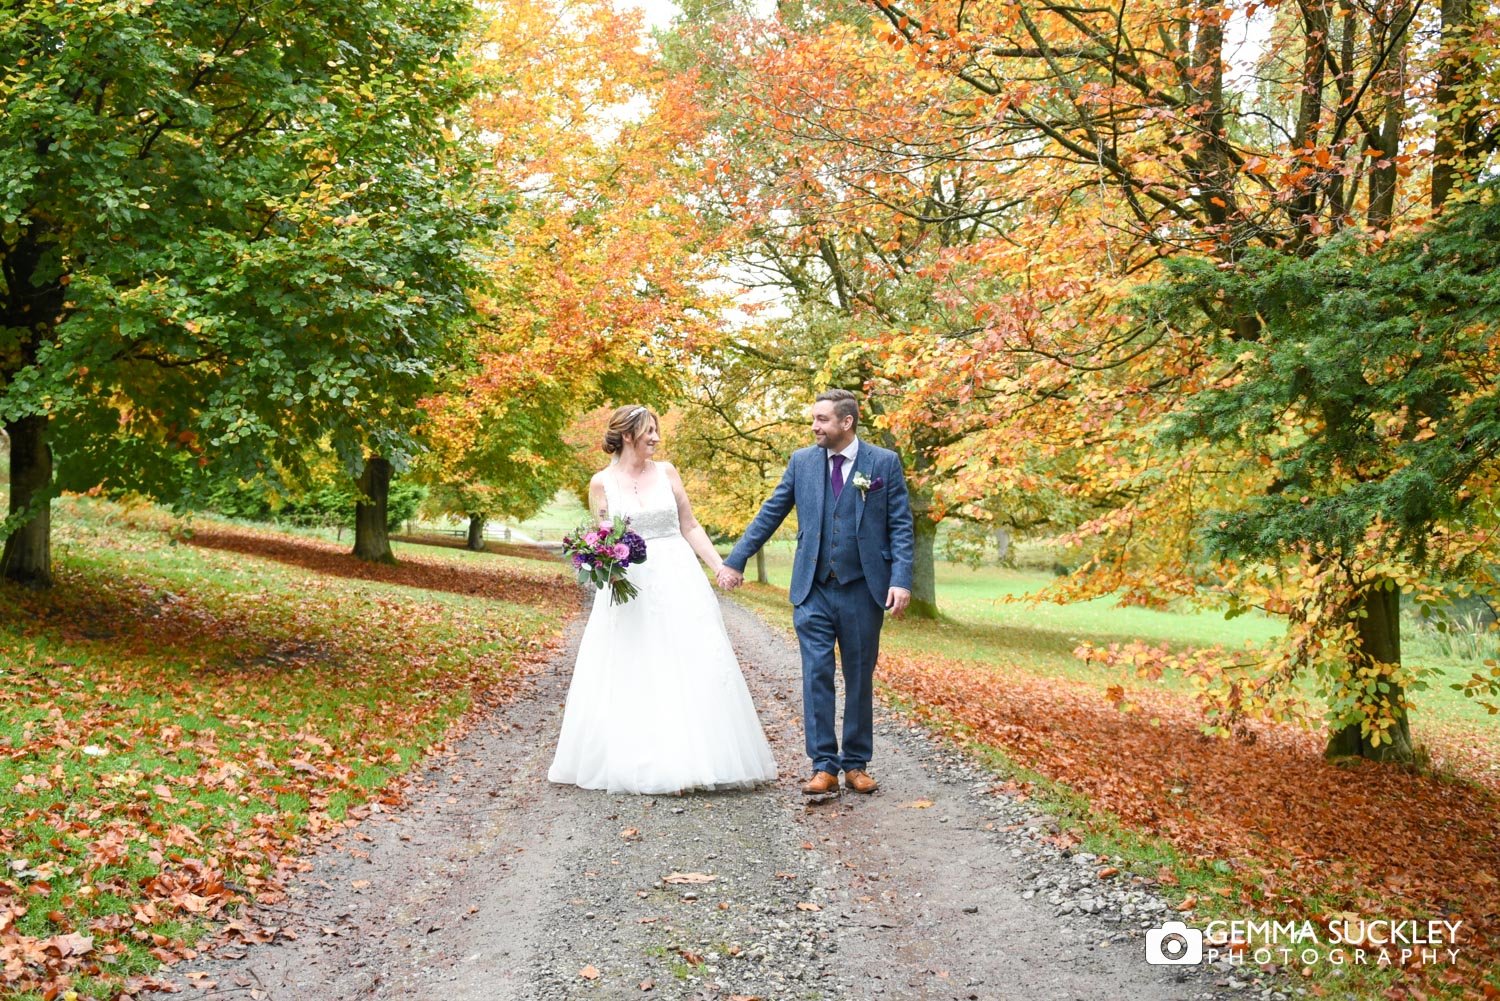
left=792, top=577, right=885, bottom=775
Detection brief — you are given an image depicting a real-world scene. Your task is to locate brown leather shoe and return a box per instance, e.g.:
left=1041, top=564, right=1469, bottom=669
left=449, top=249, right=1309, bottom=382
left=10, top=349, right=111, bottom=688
left=844, top=769, right=878, bottom=794
left=801, top=771, right=839, bottom=796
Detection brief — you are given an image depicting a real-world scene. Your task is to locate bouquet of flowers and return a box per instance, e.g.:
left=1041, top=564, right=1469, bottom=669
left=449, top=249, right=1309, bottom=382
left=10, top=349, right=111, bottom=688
left=562, top=515, right=648, bottom=605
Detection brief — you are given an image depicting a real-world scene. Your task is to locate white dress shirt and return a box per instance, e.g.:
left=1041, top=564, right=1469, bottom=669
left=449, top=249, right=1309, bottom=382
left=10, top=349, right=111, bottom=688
left=826, top=436, right=859, bottom=491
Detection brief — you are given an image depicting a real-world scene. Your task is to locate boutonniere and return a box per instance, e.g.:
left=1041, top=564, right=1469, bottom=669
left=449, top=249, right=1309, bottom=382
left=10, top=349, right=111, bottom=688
left=853, top=472, right=883, bottom=498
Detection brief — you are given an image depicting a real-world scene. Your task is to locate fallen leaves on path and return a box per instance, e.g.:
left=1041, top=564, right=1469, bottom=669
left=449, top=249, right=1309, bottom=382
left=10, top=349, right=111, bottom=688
left=663, top=872, right=716, bottom=885
left=880, top=651, right=1500, bottom=997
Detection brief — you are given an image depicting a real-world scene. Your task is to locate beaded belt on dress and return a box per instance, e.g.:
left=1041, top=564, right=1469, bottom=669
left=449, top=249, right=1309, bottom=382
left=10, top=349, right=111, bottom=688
left=628, top=508, right=679, bottom=541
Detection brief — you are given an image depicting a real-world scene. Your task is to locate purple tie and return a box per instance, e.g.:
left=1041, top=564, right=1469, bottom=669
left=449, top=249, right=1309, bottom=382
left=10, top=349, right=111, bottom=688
left=830, top=453, right=846, bottom=501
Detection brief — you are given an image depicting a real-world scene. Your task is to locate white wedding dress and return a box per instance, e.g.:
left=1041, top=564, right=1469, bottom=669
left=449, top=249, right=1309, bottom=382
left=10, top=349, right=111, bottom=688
left=548, top=461, right=778, bottom=794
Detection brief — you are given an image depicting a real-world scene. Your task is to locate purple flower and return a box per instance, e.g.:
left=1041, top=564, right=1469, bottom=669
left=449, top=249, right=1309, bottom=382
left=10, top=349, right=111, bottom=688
left=611, top=542, right=631, bottom=561
left=622, top=531, right=647, bottom=564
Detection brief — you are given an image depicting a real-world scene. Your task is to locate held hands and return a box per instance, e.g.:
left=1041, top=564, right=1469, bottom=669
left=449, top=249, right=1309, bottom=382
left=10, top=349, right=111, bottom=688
left=885, top=586, right=911, bottom=617
left=715, top=565, right=744, bottom=591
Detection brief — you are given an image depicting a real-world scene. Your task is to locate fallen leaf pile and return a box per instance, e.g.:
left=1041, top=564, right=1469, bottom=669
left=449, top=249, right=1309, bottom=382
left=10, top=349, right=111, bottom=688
left=187, top=527, right=577, bottom=608
left=880, top=651, right=1499, bottom=997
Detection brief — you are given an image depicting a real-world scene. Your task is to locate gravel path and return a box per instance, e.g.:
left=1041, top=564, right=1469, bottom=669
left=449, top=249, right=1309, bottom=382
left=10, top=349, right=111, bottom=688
left=152, top=595, right=1292, bottom=1001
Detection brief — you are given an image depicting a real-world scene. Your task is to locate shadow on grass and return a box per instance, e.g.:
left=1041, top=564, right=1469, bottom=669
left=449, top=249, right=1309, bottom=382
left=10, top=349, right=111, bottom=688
left=0, top=566, right=354, bottom=683
left=186, top=528, right=577, bottom=611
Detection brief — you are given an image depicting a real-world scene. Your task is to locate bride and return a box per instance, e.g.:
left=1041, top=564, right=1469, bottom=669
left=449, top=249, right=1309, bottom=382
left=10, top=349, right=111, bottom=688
left=548, top=405, right=779, bottom=794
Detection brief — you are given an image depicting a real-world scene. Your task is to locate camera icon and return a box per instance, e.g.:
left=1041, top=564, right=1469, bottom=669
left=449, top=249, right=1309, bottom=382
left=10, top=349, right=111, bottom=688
left=1145, top=921, right=1204, bottom=965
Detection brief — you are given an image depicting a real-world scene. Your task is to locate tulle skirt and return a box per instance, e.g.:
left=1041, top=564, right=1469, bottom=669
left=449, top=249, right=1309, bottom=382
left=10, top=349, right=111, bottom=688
left=548, top=534, right=779, bottom=794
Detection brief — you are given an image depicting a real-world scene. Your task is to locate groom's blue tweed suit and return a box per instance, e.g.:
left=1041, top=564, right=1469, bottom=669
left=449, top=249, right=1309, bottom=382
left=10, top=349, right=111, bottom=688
left=727, top=439, right=915, bottom=776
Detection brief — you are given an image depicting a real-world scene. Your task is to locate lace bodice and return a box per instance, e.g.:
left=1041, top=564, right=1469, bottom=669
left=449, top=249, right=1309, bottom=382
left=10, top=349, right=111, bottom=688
left=603, top=461, right=681, bottom=541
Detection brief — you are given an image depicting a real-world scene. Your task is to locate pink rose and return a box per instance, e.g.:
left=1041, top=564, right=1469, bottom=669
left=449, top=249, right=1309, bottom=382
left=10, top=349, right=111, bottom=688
left=612, top=543, right=631, bottom=561
left=598, top=520, right=614, bottom=533
left=584, top=531, right=600, bottom=546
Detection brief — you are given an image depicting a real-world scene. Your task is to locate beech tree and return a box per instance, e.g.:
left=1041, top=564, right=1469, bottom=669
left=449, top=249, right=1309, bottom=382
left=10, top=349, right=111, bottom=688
left=1147, top=184, right=1500, bottom=759
left=860, top=0, right=1499, bottom=758
left=411, top=0, right=722, bottom=540
left=1, top=0, right=485, bottom=585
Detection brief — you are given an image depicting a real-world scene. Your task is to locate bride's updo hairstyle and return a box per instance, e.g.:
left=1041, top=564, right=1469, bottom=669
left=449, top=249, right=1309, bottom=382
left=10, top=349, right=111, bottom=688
left=602, top=404, right=658, bottom=455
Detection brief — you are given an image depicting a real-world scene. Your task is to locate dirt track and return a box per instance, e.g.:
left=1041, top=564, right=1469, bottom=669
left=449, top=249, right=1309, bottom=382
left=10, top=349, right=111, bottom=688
left=151, top=596, right=1246, bottom=1001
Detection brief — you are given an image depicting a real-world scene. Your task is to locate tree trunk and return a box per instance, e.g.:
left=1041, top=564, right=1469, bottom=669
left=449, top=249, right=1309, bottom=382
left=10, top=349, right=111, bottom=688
left=1187, top=0, right=1235, bottom=235
left=1, top=415, right=53, bottom=589
left=1325, top=579, right=1414, bottom=762
left=1433, top=0, right=1478, bottom=211
left=0, top=228, right=64, bottom=591
left=1366, top=7, right=1411, bottom=231
left=755, top=547, right=768, bottom=584
left=352, top=455, right=396, bottom=564
left=907, top=503, right=939, bottom=620
left=466, top=512, right=486, bottom=552
left=1288, top=0, right=1329, bottom=248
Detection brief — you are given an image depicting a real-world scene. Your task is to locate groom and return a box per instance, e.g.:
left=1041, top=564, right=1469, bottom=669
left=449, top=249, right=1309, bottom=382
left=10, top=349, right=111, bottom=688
left=717, top=389, right=915, bottom=795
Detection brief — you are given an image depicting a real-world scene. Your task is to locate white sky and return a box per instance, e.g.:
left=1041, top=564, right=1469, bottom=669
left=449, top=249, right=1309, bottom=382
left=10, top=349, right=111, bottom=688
left=618, top=0, right=781, bottom=29
left=618, top=0, right=685, bottom=29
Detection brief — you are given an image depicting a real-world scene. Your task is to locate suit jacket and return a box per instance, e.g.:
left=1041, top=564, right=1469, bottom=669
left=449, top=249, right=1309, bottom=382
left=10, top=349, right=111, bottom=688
left=727, top=440, right=916, bottom=607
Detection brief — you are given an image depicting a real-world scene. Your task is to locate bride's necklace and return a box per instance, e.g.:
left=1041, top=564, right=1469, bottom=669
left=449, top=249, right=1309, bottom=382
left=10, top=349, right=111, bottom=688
left=619, top=460, right=650, bottom=498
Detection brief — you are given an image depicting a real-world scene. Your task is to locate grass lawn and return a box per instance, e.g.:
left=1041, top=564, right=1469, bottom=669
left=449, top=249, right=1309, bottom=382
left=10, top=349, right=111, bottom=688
left=412, top=490, right=591, bottom=545
left=0, top=498, right=574, bottom=1000
left=500, top=491, right=591, bottom=543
